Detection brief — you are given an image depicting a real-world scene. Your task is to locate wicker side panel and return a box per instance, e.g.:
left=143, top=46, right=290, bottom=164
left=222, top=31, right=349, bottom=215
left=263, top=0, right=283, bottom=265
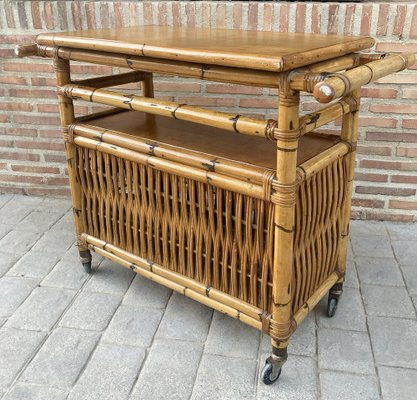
left=292, top=156, right=347, bottom=314
left=75, top=145, right=275, bottom=311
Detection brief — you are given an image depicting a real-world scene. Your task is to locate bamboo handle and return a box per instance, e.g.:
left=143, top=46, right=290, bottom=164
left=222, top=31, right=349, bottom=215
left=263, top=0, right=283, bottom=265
left=313, top=52, right=416, bottom=103
left=15, top=44, right=38, bottom=58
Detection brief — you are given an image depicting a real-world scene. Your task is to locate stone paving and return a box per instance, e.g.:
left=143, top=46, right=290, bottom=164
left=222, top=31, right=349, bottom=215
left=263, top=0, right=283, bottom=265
left=0, top=193, right=416, bottom=400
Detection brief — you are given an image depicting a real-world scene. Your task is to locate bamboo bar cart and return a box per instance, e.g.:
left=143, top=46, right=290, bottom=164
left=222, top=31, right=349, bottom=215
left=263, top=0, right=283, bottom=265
left=16, top=26, right=415, bottom=385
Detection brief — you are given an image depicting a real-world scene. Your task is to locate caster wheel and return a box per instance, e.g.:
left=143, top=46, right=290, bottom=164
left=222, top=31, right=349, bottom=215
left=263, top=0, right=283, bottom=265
left=327, top=296, right=338, bottom=318
left=82, top=262, right=92, bottom=274
left=261, top=361, right=282, bottom=385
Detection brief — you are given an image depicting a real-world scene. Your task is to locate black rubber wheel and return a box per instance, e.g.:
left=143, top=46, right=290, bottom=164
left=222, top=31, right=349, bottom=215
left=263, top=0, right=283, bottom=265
left=327, top=296, right=338, bottom=318
left=82, top=261, right=92, bottom=274
left=261, top=362, right=282, bottom=385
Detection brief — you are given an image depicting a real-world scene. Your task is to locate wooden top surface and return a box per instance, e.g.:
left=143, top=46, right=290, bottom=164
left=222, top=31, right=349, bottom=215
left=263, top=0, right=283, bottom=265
left=84, top=110, right=340, bottom=170
left=36, top=26, right=374, bottom=72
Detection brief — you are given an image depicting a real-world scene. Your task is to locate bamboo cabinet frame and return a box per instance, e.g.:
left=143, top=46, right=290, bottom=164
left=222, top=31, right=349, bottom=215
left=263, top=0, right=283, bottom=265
left=16, top=28, right=415, bottom=386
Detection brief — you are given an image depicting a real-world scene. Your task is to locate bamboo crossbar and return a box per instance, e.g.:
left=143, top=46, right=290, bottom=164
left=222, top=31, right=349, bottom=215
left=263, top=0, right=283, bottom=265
left=297, top=141, right=350, bottom=181
left=313, top=52, right=416, bottom=103
left=72, top=123, right=271, bottom=185
left=61, top=84, right=277, bottom=139
left=72, top=71, right=150, bottom=88
left=73, top=135, right=269, bottom=200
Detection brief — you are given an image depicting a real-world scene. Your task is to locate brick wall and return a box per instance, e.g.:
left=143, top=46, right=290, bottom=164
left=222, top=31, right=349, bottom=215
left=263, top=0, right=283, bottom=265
left=0, top=1, right=416, bottom=221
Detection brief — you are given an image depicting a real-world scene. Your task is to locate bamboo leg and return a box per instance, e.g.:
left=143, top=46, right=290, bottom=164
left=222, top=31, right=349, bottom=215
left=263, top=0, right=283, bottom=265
left=330, top=88, right=360, bottom=311
left=262, top=79, right=300, bottom=384
left=54, top=54, right=92, bottom=273
left=141, top=72, right=154, bottom=98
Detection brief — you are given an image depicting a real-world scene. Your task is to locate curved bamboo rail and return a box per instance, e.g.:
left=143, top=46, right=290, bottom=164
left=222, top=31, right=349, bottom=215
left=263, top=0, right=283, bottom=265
left=313, top=52, right=416, bottom=103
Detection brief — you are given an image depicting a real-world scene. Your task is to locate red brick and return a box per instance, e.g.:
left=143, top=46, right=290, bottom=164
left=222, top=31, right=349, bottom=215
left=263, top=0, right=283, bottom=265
left=360, top=5, right=372, bottom=35
left=0, top=102, right=32, bottom=112
left=11, top=165, right=60, bottom=174
left=354, top=172, right=388, bottom=183
left=114, top=2, right=123, bottom=29
left=0, top=186, right=25, bottom=195
left=357, top=145, right=392, bottom=156
left=280, top=4, right=289, bottom=32
left=31, top=2, right=42, bottom=29
left=3, top=63, right=53, bottom=73
left=248, top=3, right=258, bottom=31
left=172, top=2, right=180, bottom=27
left=44, top=154, right=67, bottom=163
left=70, top=65, right=113, bottom=75
left=358, top=117, right=397, bottom=128
left=10, top=89, right=57, bottom=99
left=344, top=4, right=355, bottom=35
left=178, top=97, right=235, bottom=107
left=206, top=84, right=261, bottom=95
left=366, top=212, right=414, bottom=223
left=0, top=175, right=44, bottom=185
left=360, top=159, right=417, bottom=171
left=393, top=5, right=407, bottom=36
left=100, top=2, right=110, bottom=29
left=0, top=115, right=9, bottom=123
left=397, top=147, right=417, bottom=158
left=4, top=1, right=15, bottom=28
left=375, top=43, right=417, bottom=53
left=410, top=5, right=417, bottom=39
left=376, top=4, right=389, bottom=36
left=392, top=175, right=417, bottom=184
left=402, top=89, right=417, bottom=99
left=14, top=115, right=60, bottom=125
left=0, top=139, right=14, bottom=148
left=0, top=152, right=40, bottom=162
left=15, top=140, right=64, bottom=151
left=0, top=49, right=14, bottom=58
left=39, top=129, right=62, bottom=139
left=186, top=3, right=196, bottom=28
left=37, top=104, right=60, bottom=113
left=366, top=131, right=417, bottom=143
left=389, top=200, right=417, bottom=211
left=71, top=1, right=82, bottom=30
left=85, top=2, right=96, bottom=29
left=369, top=104, right=417, bottom=114
left=328, top=5, right=339, bottom=35
left=239, top=98, right=276, bottom=109
left=263, top=3, right=273, bottom=31
left=296, top=4, right=306, bottom=34
left=57, top=1, right=68, bottom=30
left=0, top=128, right=37, bottom=137
left=216, top=3, right=227, bottom=29
left=154, top=82, right=201, bottom=93
left=311, top=4, right=321, bottom=34
left=351, top=198, right=384, bottom=209
left=403, top=120, right=417, bottom=129
left=47, top=177, right=70, bottom=185
left=378, top=72, right=417, bottom=84
left=356, top=186, right=416, bottom=197
left=157, top=3, right=167, bottom=26
left=0, top=76, right=27, bottom=85
left=31, top=77, right=57, bottom=86
left=360, top=88, right=397, bottom=99
left=44, top=1, right=54, bottom=29
left=0, top=163, right=6, bottom=171
left=144, top=2, right=153, bottom=25
left=233, top=3, right=242, bottom=29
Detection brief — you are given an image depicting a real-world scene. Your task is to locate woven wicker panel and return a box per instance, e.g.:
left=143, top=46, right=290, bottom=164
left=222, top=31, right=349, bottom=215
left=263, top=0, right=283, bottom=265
left=76, top=145, right=346, bottom=315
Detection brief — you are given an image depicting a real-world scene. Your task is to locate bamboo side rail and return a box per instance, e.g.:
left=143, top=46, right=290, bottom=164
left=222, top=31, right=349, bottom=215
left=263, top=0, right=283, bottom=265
left=297, top=141, right=351, bottom=182
left=60, top=84, right=278, bottom=140
left=35, top=45, right=282, bottom=88
left=73, top=71, right=150, bottom=88
left=73, top=135, right=269, bottom=201
left=313, top=52, right=416, bottom=103
left=299, top=96, right=359, bottom=135
left=72, top=123, right=271, bottom=185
